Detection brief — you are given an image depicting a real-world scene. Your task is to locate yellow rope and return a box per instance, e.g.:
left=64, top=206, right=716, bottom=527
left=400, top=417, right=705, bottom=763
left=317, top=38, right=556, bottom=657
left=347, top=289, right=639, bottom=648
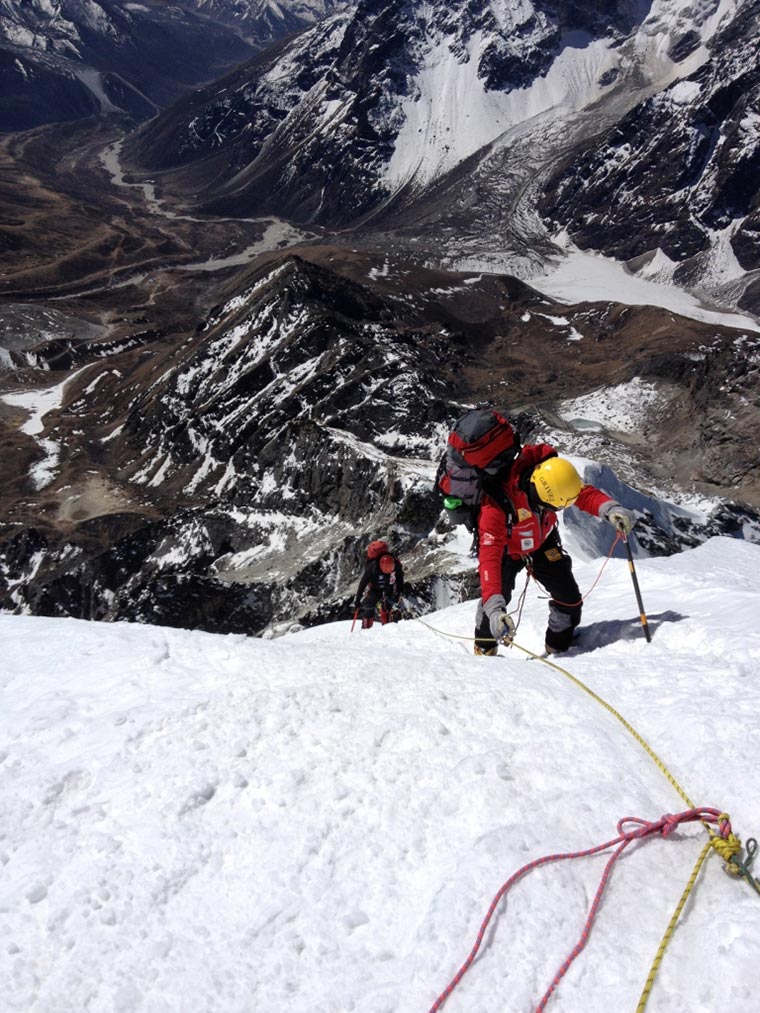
left=507, top=638, right=695, bottom=808
left=414, top=616, right=482, bottom=644
left=636, top=838, right=713, bottom=1011
left=411, top=615, right=758, bottom=1008
left=415, top=618, right=758, bottom=873
left=416, top=609, right=696, bottom=807
left=637, top=828, right=747, bottom=1010
left=415, top=614, right=760, bottom=879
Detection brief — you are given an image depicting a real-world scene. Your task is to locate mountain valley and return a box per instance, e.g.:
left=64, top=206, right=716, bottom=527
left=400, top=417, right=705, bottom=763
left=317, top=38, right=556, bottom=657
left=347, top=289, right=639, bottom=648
left=1, top=0, right=759, bottom=635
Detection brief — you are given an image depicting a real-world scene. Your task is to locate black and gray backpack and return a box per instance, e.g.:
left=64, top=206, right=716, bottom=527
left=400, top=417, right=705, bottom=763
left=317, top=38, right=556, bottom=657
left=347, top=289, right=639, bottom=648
left=434, top=408, right=521, bottom=534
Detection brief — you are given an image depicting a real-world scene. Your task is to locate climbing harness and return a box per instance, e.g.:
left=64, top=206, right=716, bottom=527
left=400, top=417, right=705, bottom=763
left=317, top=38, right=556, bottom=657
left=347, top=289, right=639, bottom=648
left=527, top=530, right=622, bottom=613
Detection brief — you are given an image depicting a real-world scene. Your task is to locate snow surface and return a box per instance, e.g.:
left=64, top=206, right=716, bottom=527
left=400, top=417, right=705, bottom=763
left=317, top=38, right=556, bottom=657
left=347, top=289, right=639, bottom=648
left=531, top=236, right=760, bottom=332
left=1, top=365, right=92, bottom=490
left=385, top=0, right=735, bottom=192
left=2, top=532, right=759, bottom=1012
left=387, top=30, right=619, bottom=188
left=0, top=368, right=88, bottom=437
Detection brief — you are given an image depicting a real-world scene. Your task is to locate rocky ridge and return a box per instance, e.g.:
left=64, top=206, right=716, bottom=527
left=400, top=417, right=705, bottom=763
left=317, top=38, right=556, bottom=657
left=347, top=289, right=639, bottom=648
left=0, top=0, right=347, bottom=131
left=3, top=244, right=759, bottom=635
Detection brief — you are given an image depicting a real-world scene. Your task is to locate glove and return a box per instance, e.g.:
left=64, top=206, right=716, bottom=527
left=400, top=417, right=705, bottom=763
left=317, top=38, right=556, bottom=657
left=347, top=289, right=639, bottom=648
left=484, top=594, right=516, bottom=643
left=489, top=611, right=515, bottom=643
left=602, top=502, right=636, bottom=534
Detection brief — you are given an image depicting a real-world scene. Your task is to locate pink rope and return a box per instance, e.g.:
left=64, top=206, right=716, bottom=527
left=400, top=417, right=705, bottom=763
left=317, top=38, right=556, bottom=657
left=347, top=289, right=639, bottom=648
left=535, top=530, right=623, bottom=609
left=428, top=808, right=726, bottom=1013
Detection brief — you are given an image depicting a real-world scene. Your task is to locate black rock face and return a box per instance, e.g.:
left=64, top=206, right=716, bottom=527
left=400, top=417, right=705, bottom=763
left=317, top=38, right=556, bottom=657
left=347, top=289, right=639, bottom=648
left=0, top=0, right=259, bottom=130
left=0, top=51, right=100, bottom=131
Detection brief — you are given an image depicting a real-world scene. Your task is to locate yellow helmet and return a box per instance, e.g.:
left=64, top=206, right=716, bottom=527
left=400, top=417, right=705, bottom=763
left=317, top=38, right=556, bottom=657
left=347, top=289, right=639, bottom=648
left=530, top=458, right=582, bottom=509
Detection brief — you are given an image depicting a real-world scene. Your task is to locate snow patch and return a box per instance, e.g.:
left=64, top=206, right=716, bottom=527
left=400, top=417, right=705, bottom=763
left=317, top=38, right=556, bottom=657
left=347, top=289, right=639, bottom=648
left=532, top=242, right=760, bottom=332
left=558, top=379, right=662, bottom=434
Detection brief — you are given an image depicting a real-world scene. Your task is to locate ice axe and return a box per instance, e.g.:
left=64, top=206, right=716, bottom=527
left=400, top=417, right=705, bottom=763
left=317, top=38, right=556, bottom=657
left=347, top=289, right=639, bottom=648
left=350, top=608, right=359, bottom=633
left=622, top=531, right=651, bottom=643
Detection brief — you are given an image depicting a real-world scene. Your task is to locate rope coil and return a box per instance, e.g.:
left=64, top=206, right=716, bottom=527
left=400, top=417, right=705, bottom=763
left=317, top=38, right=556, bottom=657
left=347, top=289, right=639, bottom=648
left=412, top=619, right=759, bottom=1010
left=428, top=809, right=740, bottom=1013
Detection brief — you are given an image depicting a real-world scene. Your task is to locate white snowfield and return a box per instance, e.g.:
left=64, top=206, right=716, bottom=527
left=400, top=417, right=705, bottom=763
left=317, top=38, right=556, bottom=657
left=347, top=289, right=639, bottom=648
left=2, top=536, right=760, bottom=1013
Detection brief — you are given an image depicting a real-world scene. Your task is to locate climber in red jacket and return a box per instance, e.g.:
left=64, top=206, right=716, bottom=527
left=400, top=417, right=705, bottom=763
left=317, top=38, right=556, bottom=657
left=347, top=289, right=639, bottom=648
left=355, top=540, right=407, bottom=629
left=475, top=445, right=636, bottom=656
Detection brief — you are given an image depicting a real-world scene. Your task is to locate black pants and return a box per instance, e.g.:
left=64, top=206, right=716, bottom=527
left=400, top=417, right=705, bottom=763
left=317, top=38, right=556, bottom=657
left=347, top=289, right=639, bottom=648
left=475, top=530, right=582, bottom=652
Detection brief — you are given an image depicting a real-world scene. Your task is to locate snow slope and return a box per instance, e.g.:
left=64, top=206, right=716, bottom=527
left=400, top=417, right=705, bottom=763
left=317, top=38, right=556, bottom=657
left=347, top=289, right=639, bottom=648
left=531, top=240, right=760, bottom=333
left=386, top=30, right=619, bottom=188
left=2, top=535, right=759, bottom=1012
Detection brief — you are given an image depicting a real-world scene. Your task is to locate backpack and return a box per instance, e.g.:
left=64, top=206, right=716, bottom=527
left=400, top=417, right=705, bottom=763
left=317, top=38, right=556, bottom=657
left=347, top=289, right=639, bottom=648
left=367, top=539, right=390, bottom=559
left=434, top=408, right=521, bottom=534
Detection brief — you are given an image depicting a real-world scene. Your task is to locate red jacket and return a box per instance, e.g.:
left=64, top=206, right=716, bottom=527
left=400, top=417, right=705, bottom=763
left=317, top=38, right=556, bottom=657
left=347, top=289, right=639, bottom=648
left=478, top=444, right=614, bottom=602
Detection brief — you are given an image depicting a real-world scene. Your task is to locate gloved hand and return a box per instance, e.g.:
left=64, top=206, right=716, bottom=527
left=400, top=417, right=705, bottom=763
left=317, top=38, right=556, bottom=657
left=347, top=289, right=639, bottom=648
left=489, top=611, right=515, bottom=643
left=483, top=594, right=513, bottom=642
left=602, top=502, right=636, bottom=534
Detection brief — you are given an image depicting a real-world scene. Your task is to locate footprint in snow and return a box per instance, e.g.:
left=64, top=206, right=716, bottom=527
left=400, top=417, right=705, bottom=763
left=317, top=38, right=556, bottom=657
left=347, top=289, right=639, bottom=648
left=177, top=783, right=217, bottom=817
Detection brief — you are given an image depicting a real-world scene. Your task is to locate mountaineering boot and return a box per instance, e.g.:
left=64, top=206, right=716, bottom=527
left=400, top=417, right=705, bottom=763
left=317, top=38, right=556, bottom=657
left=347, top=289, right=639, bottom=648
left=545, top=624, right=574, bottom=655
left=361, top=617, right=374, bottom=630
left=474, top=641, right=498, bottom=657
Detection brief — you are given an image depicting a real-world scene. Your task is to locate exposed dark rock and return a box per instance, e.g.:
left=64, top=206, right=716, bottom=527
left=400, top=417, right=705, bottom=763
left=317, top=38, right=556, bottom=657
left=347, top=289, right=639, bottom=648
left=0, top=0, right=260, bottom=131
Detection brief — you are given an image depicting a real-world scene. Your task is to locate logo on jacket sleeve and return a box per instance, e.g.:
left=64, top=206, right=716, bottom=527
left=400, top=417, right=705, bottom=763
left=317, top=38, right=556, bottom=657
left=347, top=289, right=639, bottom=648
left=482, top=531, right=496, bottom=546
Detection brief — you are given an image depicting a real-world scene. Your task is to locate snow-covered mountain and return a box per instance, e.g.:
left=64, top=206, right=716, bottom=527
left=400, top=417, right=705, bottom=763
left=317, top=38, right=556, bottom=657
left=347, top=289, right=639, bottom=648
left=182, top=0, right=347, bottom=44
left=0, top=0, right=346, bottom=131
left=126, top=0, right=648, bottom=221
left=123, top=0, right=745, bottom=218
left=122, top=0, right=759, bottom=317
left=542, top=0, right=760, bottom=315
left=3, top=533, right=760, bottom=1010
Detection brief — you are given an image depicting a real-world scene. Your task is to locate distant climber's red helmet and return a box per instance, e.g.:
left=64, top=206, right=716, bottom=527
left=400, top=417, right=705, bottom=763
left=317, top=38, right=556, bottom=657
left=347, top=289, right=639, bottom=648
left=367, top=539, right=389, bottom=559
left=378, top=553, right=395, bottom=574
